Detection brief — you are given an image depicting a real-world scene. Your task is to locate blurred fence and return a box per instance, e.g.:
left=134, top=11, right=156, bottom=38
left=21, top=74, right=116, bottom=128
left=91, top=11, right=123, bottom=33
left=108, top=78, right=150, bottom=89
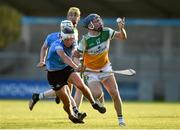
left=0, top=17, right=180, bottom=101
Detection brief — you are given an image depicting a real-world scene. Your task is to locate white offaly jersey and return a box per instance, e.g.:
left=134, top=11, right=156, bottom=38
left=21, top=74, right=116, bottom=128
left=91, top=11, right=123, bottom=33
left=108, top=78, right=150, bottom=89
left=78, top=27, right=116, bottom=69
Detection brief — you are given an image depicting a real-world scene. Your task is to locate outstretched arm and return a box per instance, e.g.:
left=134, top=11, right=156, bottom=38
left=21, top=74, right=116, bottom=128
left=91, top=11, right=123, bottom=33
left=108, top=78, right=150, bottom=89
left=114, top=17, right=127, bottom=40
left=37, top=44, right=48, bottom=68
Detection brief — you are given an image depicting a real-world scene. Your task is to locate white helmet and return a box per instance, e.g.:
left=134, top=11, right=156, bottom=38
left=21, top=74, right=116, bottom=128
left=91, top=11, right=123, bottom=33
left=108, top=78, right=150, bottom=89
left=60, top=20, right=75, bottom=40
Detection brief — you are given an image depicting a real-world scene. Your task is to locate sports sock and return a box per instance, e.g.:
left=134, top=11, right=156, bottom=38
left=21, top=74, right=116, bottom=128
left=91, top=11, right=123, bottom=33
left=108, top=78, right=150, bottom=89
left=39, top=93, right=44, bottom=100
left=73, top=106, right=79, bottom=114
left=118, top=115, right=125, bottom=125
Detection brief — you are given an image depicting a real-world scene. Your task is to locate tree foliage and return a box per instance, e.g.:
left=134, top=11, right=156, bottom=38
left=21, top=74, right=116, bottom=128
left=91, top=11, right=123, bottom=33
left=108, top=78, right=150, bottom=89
left=0, top=4, right=21, bottom=48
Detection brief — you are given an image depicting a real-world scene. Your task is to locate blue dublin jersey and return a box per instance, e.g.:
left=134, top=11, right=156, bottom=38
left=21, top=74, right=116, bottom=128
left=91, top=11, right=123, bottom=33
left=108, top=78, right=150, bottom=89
left=46, top=39, right=74, bottom=71
left=44, top=32, right=60, bottom=47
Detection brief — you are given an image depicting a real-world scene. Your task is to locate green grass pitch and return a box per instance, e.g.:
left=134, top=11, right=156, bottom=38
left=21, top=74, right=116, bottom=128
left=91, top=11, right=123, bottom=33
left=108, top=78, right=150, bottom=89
left=0, top=100, right=180, bottom=129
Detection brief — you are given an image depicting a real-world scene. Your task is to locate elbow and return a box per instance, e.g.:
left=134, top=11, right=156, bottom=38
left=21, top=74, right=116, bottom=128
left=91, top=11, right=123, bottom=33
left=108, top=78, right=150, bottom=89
left=41, top=46, right=47, bottom=52
left=120, top=29, right=127, bottom=40
left=121, top=34, right=127, bottom=40
left=123, top=34, right=127, bottom=40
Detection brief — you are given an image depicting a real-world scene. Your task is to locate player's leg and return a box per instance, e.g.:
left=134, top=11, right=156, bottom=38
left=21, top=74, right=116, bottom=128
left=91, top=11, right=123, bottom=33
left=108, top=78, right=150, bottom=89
left=29, top=89, right=58, bottom=111
left=55, top=83, right=73, bottom=105
left=101, top=74, right=125, bottom=126
left=56, top=85, right=72, bottom=116
left=74, top=73, right=104, bottom=108
left=29, top=93, right=40, bottom=111
left=73, top=71, right=85, bottom=108
left=43, top=89, right=56, bottom=97
left=66, top=85, right=87, bottom=120
left=55, top=85, right=83, bottom=124
left=87, top=81, right=104, bottom=104
left=68, top=72, right=106, bottom=114
left=54, top=81, right=73, bottom=105
left=74, top=88, right=83, bottom=108
left=43, top=89, right=60, bottom=104
left=84, top=72, right=105, bottom=104
left=68, top=82, right=73, bottom=93
left=47, top=68, right=84, bottom=123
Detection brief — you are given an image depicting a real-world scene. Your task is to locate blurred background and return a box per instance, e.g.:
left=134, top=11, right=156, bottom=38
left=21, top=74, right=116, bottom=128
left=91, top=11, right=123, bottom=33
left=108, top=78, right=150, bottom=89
left=0, top=0, right=180, bottom=101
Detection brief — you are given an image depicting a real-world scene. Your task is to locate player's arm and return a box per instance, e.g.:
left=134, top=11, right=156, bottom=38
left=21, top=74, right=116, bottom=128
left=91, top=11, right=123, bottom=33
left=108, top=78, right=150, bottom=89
left=72, top=43, right=81, bottom=58
left=114, top=17, right=127, bottom=40
left=72, top=37, right=86, bottom=58
left=73, top=49, right=82, bottom=58
left=57, top=49, right=78, bottom=70
left=71, top=43, right=81, bottom=65
left=37, top=44, right=48, bottom=68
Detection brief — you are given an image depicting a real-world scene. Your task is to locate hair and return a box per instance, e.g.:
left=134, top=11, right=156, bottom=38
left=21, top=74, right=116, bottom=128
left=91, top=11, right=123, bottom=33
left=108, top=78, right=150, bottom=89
left=67, top=7, right=81, bottom=16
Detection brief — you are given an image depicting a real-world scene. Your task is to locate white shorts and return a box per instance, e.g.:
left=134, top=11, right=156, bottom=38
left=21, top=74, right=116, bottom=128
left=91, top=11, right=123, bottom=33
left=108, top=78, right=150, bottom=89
left=84, top=64, right=113, bottom=84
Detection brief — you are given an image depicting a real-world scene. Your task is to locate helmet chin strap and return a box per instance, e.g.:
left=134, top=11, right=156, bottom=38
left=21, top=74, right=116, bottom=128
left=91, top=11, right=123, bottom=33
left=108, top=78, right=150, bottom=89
left=88, top=21, right=95, bottom=30
left=88, top=21, right=102, bottom=32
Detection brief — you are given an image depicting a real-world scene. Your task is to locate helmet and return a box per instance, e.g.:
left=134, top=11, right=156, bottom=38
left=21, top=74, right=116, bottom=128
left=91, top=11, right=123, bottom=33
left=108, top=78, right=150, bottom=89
left=60, top=20, right=73, bottom=30
left=60, top=20, right=75, bottom=40
left=83, top=14, right=103, bottom=31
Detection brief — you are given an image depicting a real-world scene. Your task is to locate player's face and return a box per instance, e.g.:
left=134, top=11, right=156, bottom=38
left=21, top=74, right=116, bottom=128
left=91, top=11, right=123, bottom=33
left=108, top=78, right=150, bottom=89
left=63, top=38, right=75, bottom=47
left=92, top=17, right=104, bottom=32
left=67, top=12, right=80, bottom=26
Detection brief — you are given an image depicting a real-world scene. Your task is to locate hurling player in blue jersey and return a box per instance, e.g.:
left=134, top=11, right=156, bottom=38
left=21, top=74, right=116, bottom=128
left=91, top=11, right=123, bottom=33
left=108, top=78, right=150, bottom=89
left=29, top=20, right=87, bottom=120
left=29, top=7, right=83, bottom=116
left=37, top=7, right=80, bottom=68
left=38, top=21, right=105, bottom=123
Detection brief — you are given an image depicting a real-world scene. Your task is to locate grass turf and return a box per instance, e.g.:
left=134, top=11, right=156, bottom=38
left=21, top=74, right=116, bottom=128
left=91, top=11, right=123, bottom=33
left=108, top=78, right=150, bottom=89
left=0, top=100, right=180, bottom=129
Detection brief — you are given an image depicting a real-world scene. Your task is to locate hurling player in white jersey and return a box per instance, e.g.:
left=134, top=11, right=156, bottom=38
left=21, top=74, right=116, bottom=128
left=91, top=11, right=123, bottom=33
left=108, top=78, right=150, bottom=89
left=74, top=14, right=127, bottom=126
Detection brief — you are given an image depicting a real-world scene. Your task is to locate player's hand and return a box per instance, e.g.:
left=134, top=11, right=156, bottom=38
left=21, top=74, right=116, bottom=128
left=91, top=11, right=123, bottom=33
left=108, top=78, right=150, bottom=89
left=75, top=65, right=86, bottom=72
left=73, top=50, right=81, bottom=58
left=36, top=62, right=46, bottom=68
left=117, top=17, right=125, bottom=29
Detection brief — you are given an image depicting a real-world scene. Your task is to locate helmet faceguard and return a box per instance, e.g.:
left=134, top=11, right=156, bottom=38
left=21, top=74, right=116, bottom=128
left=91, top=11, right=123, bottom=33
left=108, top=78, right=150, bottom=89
left=60, top=20, right=73, bottom=30
left=60, top=20, right=75, bottom=40
left=83, top=14, right=103, bottom=32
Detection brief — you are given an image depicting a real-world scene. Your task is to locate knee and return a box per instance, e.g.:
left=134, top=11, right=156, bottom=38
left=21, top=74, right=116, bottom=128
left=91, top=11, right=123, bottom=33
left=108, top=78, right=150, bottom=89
left=76, top=82, right=86, bottom=90
left=96, top=91, right=104, bottom=99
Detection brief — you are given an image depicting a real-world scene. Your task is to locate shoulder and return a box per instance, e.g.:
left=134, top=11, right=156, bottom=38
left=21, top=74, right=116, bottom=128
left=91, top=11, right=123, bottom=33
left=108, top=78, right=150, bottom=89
left=103, top=27, right=116, bottom=39
left=83, top=34, right=90, bottom=40
left=103, top=27, right=114, bottom=32
left=46, top=32, right=60, bottom=39
left=55, top=39, right=63, bottom=45
left=73, top=27, right=78, bottom=32
left=55, top=40, right=64, bottom=50
left=50, top=39, right=61, bottom=47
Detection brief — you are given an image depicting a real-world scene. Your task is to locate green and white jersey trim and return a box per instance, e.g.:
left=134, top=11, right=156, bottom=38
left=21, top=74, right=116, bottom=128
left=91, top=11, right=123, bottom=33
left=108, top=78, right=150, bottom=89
left=74, top=28, right=78, bottom=45
left=78, top=27, right=116, bottom=55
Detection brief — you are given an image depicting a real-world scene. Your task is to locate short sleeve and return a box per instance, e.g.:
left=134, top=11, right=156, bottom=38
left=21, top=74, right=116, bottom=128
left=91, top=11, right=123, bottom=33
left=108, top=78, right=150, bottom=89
left=55, top=45, right=63, bottom=51
left=44, top=35, right=51, bottom=47
left=108, top=27, right=116, bottom=40
left=77, top=36, right=86, bottom=53
left=55, top=41, right=63, bottom=51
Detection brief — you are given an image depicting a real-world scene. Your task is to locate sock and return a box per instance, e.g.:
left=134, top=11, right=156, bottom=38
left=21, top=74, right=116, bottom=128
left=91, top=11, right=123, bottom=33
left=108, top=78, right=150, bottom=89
left=118, top=115, right=123, bottom=118
left=39, top=93, right=44, bottom=100
left=73, top=106, right=79, bottom=114
left=118, top=115, right=125, bottom=125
